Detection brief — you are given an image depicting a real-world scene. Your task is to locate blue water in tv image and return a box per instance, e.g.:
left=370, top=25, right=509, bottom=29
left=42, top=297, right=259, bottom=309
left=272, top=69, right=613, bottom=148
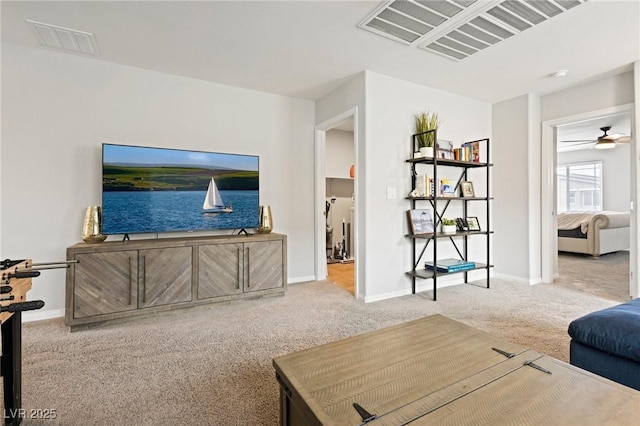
left=102, top=144, right=259, bottom=235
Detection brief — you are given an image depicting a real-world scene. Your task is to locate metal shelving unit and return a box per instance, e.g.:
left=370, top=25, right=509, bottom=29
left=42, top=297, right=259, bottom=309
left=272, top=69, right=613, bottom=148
left=406, top=131, right=492, bottom=300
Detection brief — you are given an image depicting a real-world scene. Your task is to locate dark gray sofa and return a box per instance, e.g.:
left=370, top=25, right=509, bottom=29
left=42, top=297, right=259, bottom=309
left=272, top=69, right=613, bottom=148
left=568, top=298, right=640, bottom=390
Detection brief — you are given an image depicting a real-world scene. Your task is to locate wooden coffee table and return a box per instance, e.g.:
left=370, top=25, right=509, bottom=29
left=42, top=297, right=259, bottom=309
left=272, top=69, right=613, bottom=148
left=273, top=315, right=640, bottom=425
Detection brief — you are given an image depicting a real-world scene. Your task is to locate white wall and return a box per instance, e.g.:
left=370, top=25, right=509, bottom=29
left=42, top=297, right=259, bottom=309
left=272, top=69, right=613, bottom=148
left=492, top=94, right=541, bottom=283
left=325, top=129, right=354, bottom=179
left=363, top=72, right=491, bottom=301
left=541, top=72, right=634, bottom=122
left=557, top=145, right=631, bottom=212
left=1, top=43, right=316, bottom=319
left=528, top=95, right=542, bottom=284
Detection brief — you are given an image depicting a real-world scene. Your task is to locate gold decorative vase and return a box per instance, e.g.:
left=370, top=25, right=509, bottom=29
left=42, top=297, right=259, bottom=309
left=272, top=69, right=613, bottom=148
left=82, top=206, right=107, bottom=243
left=257, top=205, right=273, bottom=234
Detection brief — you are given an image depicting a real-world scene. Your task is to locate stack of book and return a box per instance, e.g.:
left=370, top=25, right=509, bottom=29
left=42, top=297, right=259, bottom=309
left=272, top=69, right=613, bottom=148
left=453, top=141, right=480, bottom=162
left=424, top=258, right=476, bottom=273
left=415, top=173, right=433, bottom=197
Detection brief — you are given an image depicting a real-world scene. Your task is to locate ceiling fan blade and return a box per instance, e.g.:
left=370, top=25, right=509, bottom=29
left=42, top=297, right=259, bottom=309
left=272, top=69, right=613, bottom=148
left=598, top=135, right=632, bottom=143
left=558, top=143, right=596, bottom=150
left=557, top=141, right=595, bottom=151
left=558, top=139, right=594, bottom=144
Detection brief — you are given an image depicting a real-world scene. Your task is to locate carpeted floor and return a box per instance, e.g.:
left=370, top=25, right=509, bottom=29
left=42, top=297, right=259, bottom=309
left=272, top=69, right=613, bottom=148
left=13, top=277, right=621, bottom=425
left=555, top=250, right=630, bottom=302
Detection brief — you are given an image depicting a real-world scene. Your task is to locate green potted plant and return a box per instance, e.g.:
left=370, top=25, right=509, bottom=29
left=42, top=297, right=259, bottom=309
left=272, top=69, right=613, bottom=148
left=441, top=218, right=456, bottom=234
left=414, top=111, right=440, bottom=158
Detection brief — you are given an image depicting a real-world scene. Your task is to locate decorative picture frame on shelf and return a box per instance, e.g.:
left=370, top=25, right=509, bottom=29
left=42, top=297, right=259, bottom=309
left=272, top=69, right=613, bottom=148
left=439, top=178, right=456, bottom=197
left=460, top=181, right=475, bottom=198
left=466, top=216, right=481, bottom=231
left=407, top=209, right=434, bottom=235
left=436, top=139, right=454, bottom=160
left=455, top=217, right=468, bottom=231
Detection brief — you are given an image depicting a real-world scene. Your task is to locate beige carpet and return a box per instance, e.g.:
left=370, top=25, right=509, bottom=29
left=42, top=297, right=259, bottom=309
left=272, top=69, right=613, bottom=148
left=13, top=278, right=621, bottom=425
left=555, top=250, right=630, bottom=302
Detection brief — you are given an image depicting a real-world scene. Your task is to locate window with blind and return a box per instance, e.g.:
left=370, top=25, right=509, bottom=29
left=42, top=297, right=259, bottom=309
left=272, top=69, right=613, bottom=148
left=557, top=161, right=602, bottom=212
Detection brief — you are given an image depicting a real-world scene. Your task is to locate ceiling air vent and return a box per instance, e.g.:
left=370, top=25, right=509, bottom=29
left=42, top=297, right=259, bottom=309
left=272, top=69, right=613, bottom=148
left=359, top=0, right=589, bottom=61
left=26, top=20, right=99, bottom=56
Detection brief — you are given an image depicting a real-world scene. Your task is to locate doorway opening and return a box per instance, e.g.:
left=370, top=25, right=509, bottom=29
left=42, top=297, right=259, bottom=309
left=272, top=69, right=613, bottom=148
left=542, top=105, right=636, bottom=300
left=315, top=108, right=359, bottom=297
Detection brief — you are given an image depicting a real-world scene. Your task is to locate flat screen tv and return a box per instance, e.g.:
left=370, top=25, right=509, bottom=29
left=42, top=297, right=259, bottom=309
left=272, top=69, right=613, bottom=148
left=102, top=143, right=259, bottom=235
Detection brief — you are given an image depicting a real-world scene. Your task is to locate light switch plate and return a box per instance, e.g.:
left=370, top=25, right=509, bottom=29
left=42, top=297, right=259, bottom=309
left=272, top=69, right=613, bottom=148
left=387, top=187, right=397, bottom=200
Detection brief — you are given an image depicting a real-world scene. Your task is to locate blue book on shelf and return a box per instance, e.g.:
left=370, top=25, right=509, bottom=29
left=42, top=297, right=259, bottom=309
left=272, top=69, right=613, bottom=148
left=425, top=258, right=476, bottom=273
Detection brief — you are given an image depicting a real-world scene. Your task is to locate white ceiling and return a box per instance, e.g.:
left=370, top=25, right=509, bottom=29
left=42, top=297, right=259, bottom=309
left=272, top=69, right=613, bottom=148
left=1, top=0, right=638, bottom=104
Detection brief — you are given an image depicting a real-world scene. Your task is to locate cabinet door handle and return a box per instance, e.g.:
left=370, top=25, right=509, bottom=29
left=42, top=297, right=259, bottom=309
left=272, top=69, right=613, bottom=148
left=141, top=255, right=146, bottom=304
left=237, top=248, right=241, bottom=290
left=128, top=257, right=133, bottom=306
left=246, top=247, right=250, bottom=288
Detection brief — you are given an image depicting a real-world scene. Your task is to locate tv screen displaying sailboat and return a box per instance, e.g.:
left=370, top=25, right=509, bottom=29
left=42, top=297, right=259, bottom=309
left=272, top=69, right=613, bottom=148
left=102, top=143, right=259, bottom=235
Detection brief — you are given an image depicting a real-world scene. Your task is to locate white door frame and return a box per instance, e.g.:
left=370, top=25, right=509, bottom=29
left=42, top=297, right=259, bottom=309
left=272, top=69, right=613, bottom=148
left=541, top=103, right=637, bottom=298
left=314, top=107, right=359, bottom=297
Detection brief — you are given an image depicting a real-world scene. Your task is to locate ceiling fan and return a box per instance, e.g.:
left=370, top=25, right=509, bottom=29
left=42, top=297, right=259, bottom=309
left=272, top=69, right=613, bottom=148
left=558, top=126, right=632, bottom=150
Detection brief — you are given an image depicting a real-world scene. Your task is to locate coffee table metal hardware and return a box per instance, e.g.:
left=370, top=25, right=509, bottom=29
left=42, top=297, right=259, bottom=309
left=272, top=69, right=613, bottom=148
left=492, top=347, right=515, bottom=358
left=524, top=360, right=553, bottom=375
left=493, top=347, right=551, bottom=374
left=353, top=402, right=377, bottom=423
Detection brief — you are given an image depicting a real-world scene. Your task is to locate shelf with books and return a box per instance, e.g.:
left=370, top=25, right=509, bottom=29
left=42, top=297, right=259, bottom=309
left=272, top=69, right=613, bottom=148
left=407, top=196, right=494, bottom=201
left=406, top=135, right=491, bottom=301
left=425, top=258, right=477, bottom=273
left=406, top=157, right=492, bottom=168
left=405, top=230, right=493, bottom=240
left=406, top=262, right=491, bottom=280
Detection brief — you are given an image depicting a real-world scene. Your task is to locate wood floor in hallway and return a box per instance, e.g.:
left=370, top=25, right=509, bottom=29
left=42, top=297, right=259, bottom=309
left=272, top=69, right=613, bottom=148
left=327, top=262, right=354, bottom=295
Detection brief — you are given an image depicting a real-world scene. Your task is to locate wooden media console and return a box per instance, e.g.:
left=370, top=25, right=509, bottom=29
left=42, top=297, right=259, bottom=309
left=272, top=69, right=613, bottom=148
left=66, top=233, right=286, bottom=330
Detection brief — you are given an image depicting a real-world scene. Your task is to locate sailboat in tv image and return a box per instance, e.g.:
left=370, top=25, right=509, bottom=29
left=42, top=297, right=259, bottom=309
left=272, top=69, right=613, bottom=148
left=202, top=176, right=233, bottom=213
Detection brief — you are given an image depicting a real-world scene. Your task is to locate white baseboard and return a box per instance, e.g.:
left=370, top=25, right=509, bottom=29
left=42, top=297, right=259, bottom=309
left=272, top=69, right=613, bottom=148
left=364, top=278, right=467, bottom=303
left=364, top=288, right=413, bottom=303
left=23, top=309, right=64, bottom=322
left=288, top=275, right=316, bottom=285
left=493, top=273, right=541, bottom=285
